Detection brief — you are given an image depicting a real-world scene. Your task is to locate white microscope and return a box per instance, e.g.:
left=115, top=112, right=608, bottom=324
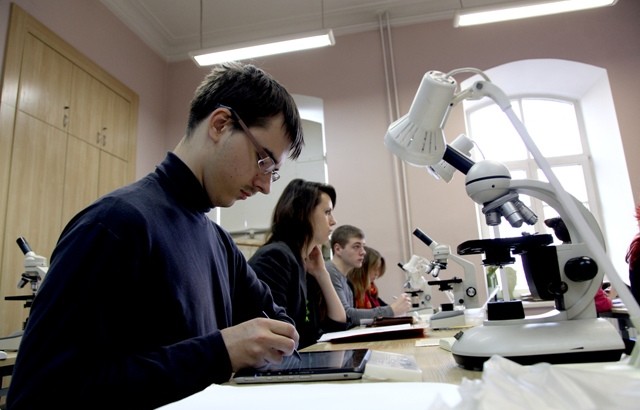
left=384, top=67, right=637, bottom=371
left=401, top=229, right=480, bottom=328
left=0, top=237, right=49, bottom=351
left=449, top=160, right=625, bottom=370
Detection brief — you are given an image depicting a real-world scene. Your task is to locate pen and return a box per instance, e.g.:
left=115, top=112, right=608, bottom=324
left=262, top=311, right=302, bottom=361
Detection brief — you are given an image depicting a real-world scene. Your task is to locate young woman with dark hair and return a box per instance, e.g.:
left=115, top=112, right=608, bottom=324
left=249, top=178, right=347, bottom=348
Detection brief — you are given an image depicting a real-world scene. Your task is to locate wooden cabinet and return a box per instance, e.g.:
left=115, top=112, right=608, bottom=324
left=61, top=136, right=100, bottom=225
left=69, top=66, right=131, bottom=160
left=0, top=5, right=138, bottom=337
left=61, top=137, right=129, bottom=225
left=101, top=84, right=131, bottom=160
left=99, top=151, right=130, bottom=196
left=17, top=33, right=72, bottom=132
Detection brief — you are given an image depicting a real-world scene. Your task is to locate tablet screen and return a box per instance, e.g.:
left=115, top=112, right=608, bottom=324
left=232, top=348, right=371, bottom=384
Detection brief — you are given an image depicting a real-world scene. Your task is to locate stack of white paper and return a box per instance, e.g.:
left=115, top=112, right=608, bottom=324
left=363, top=350, right=423, bottom=382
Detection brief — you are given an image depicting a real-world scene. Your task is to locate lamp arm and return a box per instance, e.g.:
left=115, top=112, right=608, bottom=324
left=466, top=81, right=512, bottom=109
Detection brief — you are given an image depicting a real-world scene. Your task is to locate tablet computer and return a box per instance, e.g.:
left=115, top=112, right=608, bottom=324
left=231, top=348, right=371, bottom=384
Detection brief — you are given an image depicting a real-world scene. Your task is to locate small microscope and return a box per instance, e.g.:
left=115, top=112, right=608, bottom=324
left=1, top=237, right=49, bottom=350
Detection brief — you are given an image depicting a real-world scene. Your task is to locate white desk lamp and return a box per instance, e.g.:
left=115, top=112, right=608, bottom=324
left=384, top=68, right=640, bottom=369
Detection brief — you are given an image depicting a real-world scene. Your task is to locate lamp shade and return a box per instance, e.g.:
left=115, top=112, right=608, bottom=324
left=384, top=71, right=457, bottom=166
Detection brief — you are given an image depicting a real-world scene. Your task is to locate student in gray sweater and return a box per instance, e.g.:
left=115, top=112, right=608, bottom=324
left=327, top=225, right=411, bottom=325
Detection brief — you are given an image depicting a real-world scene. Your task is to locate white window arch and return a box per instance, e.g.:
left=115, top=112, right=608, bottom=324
left=461, top=59, right=635, bottom=293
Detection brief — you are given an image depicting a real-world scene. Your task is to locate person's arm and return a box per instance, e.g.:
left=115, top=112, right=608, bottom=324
left=327, top=263, right=354, bottom=310
left=8, top=219, right=231, bottom=409
left=248, top=243, right=301, bottom=319
left=306, top=246, right=347, bottom=323
left=8, top=207, right=297, bottom=410
left=228, top=240, right=293, bottom=327
left=345, top=286, right=394, bottom=323
left=327, top=264, right=393, bottom=324
left=389, top=294, right=413, bottom=316
left=220, top=317, right=298, bottom=371
left=223, top=236, right=300, bottom=365
left=249, top=243, right=341, bottom=348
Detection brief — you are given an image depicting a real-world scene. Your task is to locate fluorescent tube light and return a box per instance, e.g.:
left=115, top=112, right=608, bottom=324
left=454, top=0, right=617, bottom=27
left=190, top=29, right=335, bottom=66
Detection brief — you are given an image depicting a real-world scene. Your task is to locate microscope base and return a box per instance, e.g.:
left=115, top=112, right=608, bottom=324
left=451, top=318, right=625, bottom=370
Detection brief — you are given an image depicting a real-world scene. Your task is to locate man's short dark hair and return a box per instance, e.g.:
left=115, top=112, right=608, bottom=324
left=186, top=62, right=304, bottom=159
left=330, top=225, right=364, bottom=251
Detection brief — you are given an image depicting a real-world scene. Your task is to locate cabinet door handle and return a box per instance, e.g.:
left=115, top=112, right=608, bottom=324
left=63, top=106, right=69, bottom=128
left=102, top=127, right=107, bottom=146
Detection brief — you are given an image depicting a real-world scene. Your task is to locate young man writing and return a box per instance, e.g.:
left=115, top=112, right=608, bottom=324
left=8, top=62, right=304, bottom=410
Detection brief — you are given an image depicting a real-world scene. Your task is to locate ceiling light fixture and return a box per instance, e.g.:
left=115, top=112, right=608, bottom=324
left=191, top=0, right=335, bottom=66
left=454, top=0, right=617, bottom=27
left=190, top=29, right=335, bottom=66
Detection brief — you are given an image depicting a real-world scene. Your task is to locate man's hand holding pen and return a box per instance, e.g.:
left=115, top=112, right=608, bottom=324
left=262, top=311, right=302, bottom=361
left=220, top=313, right=300, bottom=372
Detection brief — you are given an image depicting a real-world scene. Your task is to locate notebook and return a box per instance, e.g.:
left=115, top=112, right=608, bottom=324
left=317, top=323, right=426, bottom=344
left=231, top=348, right=371, bottom=384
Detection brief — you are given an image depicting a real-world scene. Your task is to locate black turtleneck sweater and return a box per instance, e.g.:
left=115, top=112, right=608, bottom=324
left=7, top=153, right=292, bottom=410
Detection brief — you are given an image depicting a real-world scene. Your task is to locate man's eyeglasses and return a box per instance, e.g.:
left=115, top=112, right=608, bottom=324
left=219, top=105, right=280, bottom=182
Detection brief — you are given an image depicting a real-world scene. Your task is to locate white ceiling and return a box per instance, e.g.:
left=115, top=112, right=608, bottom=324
left=99, top=0, right=514, bottom=62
